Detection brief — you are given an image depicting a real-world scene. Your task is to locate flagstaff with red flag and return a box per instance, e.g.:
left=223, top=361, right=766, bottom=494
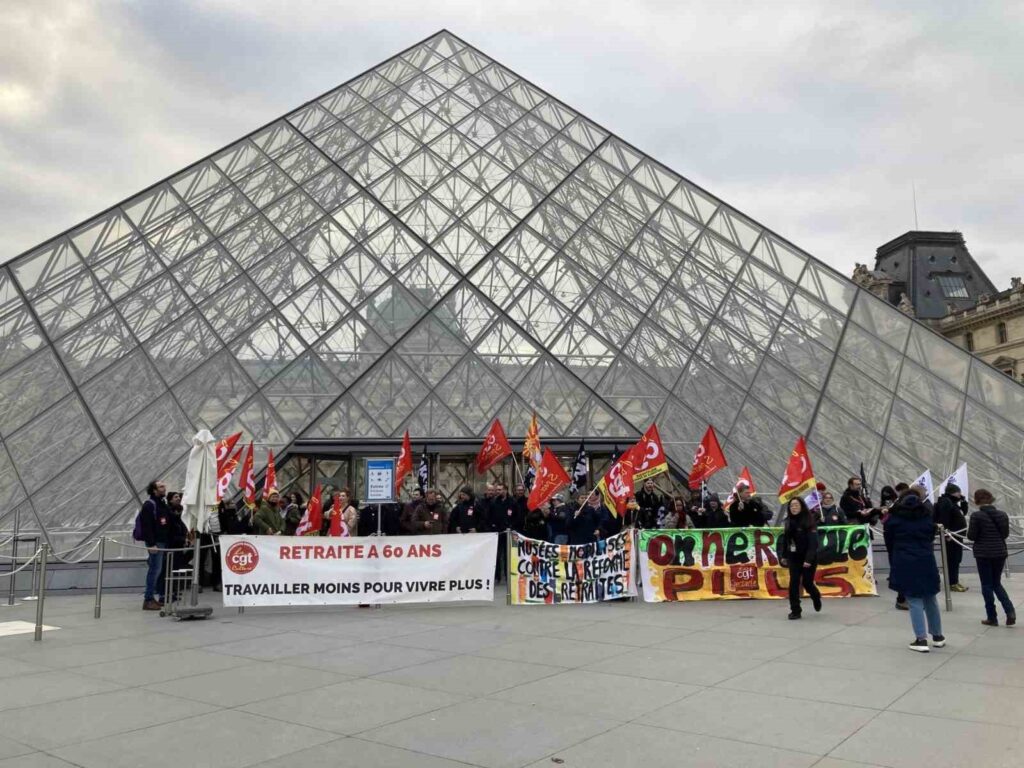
left=689, top=426, right=728, bottom=490
left=475, top=419, right=513, bottom=475
left=216, top=447, right=243, bottom=501
left=632, top=423, right=669, bottom=483
left=296, top=484, right=323, bottom=536
left=527, top=448, right=571, bottom=511
left=263, top=450, right=278, bottom=500
left=778, top=436, right=817, bottom=503
left=239, top=442, right=256, bottom=509
left=328, top=494, right=348, bottom=537
left=598, top=442, right=644, bottom=516
left=216, top=432, right=242, bottom=475
left=396, top=430, right=413, bottom=493
left=726, top=466, right=757, bottom=505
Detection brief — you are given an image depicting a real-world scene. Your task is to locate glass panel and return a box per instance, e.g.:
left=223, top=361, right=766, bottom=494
left=145, top=213, right=211, bottom=267
left=171, top=243, right=240, bottom=302
left=334, top=193, right=391, bottom=242
left=955, top=444, right=1024, bottom=533
left=364, top=223, right=423, bottom=273
left=730, top=398, right=798, bottom=481
left=118, top=274, right=188, bottom=342
left=809, top=397, right=884, bottom=481
left=748, top=357, right=817, bottom=433
left=960, top=400, right=1024, bottom=478
left=968, top=358, right=1024, bottom=431
left=896, top=360, right=964, bottom=432
left=89, top=239, right=164, bottom=301
left=824, top=357, right=893, bottom=419
left=200, top=276, right=273, bottom=342
left=216, top=395, right=293, bottom=451
left=434, top=285, right=495, bottom=345
left=31, top=446, right=132, bottom=531
left=569, top=395, right=637, bottom=439
left=690, top=231, right=745, bottom=279
left=219, top=214, right=285, bottom=269
left=622, top=320, right=692, bottom=390
left=12, top=238, right=84, bottom=297
left=314, top=313, right=389, bottom=385
left=145, top=310, right=222, bottom=384
left=514, top=357, right=590, bottom=433
left=397, top=315, right=467, bottom=386
left=434, top=356, right=511, bottom=433
left=474, top=318, right=541, bottom=388
left=304, top=392, right=383, bottom=439
left=110, top=394, right=195, bottom=490
left=577, top=285, right=642, bottom=346
left=675, top=355, right=745, bottom=435
left=348, top=355, right=430, bottom=434
left=547, top=319, right=615, bottom=387
left=694, top=321, right=764, bottom=388
left=0, top=443, right=27, bottom=510
left=124, top=184, right=186, bottom=234
left=708, top=206, right=761, bottom=253
left=191, top=187, right=256, bottom=235
left=323, top=248, right=390, bottom=306
left=303, top=167, right=359, bottom=213
left=248, top=247, right=316, bottom=304
left=292, top=218, right=355, bottom=272
left=238, top=162, right=296, bottom=208
left=0, top=306, right=45, bottom=375
left=905, top=323, right=971, bottom=391
left=836, top=322, right=902, bottom=387
left=7, top=395, right=100, bottom=493
left=850, top=290, right=911, bottom=351
left=536, top=255, right=597, bottom=313
left=750, top=233, right=807, bottom=281
left=264, top=352, right=342, bottom=434
left=468, top=254, right=529, bottom=309
left=0, top=350, right=71, bottom=437
left=799, top=262, right=855, bottom=316
left=717, top=289, right=777, bottom=347
left=497, top=228, right=556, bottom=278
left=768, top=322, right=835, bottom=388
left=596, top=358, right=667, bottom=428
left=263, top=189, right=323, bottom=239
left=359, top=281, right=427, bottom=343
left=398, top=251, right=459, bottom=307
left=80, top=349, right=166, bottom=434
left=55, top=309, right=136, bottom=384
left=886, top=400, right=958, bottom=477
left=786, top=290, right=845, bottom=350
left=433, top=224, right=491, bottom=273
left=232, top=314, right=306, bottom=385
left=655, top=397, right=705, bottom=468
left=172, top=352, right=256, bottom=431
left=734, top=260, right=793, bottom=317
left=32, top=272, right=109, bottom=339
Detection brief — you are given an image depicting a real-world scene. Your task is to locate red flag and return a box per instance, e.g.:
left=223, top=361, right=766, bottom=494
left=395, top=430, right=413, bottom=493
left=475, top=419, right=513, bottom=474
left=296, top=485, right=323, bottom=536
left=240, top=442, right=256, bottom=509
left=689, top=426, right=728, bottom=489
left=328, top=494, right=349, bottom=537
left=633, top=423, right=669, bottom=483
left=726, top=466, right=757, bottom=506
left=599, top=442, right=643, bottom=516
left=778, top=436, right=816, bottom=503
left=216, top=432, right=242, bottom=473
left=216, top=447, right=243, bottom=501
left=263, top=450, right=278, bottom=500
left=527, top=448, right=571, bottom=511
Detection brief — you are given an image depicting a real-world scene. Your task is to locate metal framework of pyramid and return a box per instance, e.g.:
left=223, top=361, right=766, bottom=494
left=2, top=30, right=1023, bottom=550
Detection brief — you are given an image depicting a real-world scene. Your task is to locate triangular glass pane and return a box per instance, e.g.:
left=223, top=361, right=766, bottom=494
left=348, top=355, right=430, bottom=434
left=359, top=281, right=427, bottom=343
left=396, top=395, right=472, bottom=438
left=474, top=319, right=541, bottom=387
left=514, top=357, right=590, bottom=433
left=264, top=352, right=342, bottom=433
left=536, top=255, right=597, bottom=312
left=248, top=246, right=316, bottom=305
left=667, top=181, right=718, bottom=224
left=109, top=394, right=193, bottom=490
left=397, top=315, right=467, bottom=386
left=569, top=395, right=638, bottom=439
left=748, top=357, right=817, bottom=433
left=548, top=319, right=616, bottom=387
left=323, top=248, right=390, bottom=306
left=675, top=355, right=745, bottom=435
left=595, top=358, right=668, bottom=428
left=397, top=251, right=459, bottom=307
left=172, top=350, right=256, bottom=430
left=7, top=394, right=100, bottom=493
left=232, top=314, right=306, bottom=385
left=145, top=310, right=222, bottom=384
left=278, top=278, right=347, bottom=343
left=507, top=286, right=569, bottom=345
left=434, top=355, right=511, bottom=433
left=216, top=394, right=293, bottom=451
left=496, top=228, right=556, bottom=278
left=314, top=313, right=388, bottom=385
left=468, top=254, right=528, bottom=309
left=623, top=320, right=692, bottom=390
left=0, top=350, right=72, bottom=436
left=80, top=349, right=164, bottom=435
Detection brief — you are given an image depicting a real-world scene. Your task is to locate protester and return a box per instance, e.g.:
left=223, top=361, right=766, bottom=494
left=489, top=483, right=522, bottom=534
left=879, top=485, right=899, bottom=512
left=164, top=491, right=191, bottom=603
left=883, top=488, right=945, bottom=652
left=727, top=484, right=767, bottom=526
left=888, top=483, right=913, bottom=610
left=282, top=491, right=304, bottom=536
left=777, top=497, right=822, bottom=619
left=254, top=491, right=282, bottom=535
left=693, top=493, right=728, bottom=528
left=523, top=502, right=552, bottom=541
left=818, top=491, right=847, bottom=525
left=357, top=502, right=401, bottom=536
left=221, top=500, right=253, bottom=535
left=840, top=476, right=878, bottom=525
left=658, top=495, right=685, bottom=528
left=549, top=494, right=569, bottom=544
left=934, top=483, right=968, bottom=592
left=324, top=489, right=358, bottom=536
left=401, top=487, right=448, bottom=534
left=449, top=486, right=481, bottom=533
left=139, top=480, right=171, bottom=610
left=968, top=489, right=1016, bottom=627
left=635, top=479, right=664, bottom=529
left=568, top=493, right=604, bottom=545
left=512, top=483, right=529, bottom=530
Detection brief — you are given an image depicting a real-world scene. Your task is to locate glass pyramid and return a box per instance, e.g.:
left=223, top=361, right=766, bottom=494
left=2, top=30, right=1022, bottom=551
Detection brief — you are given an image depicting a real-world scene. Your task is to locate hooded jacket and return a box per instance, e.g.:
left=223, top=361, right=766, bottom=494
left=934, top=488, right=968, bottom=532
left=776, top=513, right=819, bottom=564
left=726, top=495, right=766, bottom=527
left=692, top=496, right=729, bottom=528
left=968, top=505, right=1009, bottom=560
left=883, top=494, right=939, bottom=597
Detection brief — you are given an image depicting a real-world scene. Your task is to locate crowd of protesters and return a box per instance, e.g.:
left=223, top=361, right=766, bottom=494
left=135, top=470, right=1016, bottom=649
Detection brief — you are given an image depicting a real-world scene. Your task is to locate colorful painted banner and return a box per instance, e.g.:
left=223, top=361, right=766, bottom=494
left=638, top=526, right=877, bottom=601
left=509, top=529, right=637, bottom=604
left=221, top=533, right=497, bottom=607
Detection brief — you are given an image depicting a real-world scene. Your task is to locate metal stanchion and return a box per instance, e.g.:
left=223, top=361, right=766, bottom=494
left=505, top=529, right=512, bottom=605
left=6, top=506, right=20, bottom=606
left=938, top=524, right=953, bottom=612
left=94, top=537, right=106, bottom=619
left=22, top=535, right=40, bottom=602
left=34, top=544, right=48, bottom=641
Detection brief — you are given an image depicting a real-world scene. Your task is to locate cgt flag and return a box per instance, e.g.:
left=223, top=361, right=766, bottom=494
left=527, top=448, right=571, bottom=511
left=240, top=442, right=256, bottom=509
left=263, top=450, right=278, bottom=500
left=216, top=447, right=243, bottom=501
left=633, top=423, right=669, bottom=483
left=689, top=426, right=727, bottom=490
left=598, top=442, right=643, bottom=516
left=395, top=430, right=413, bottom=493
left=570, top=440, right=588, bottom=494
left=295, top=484, right=323, bottom=536
left=476, top=419, right=513, bottom=474
left=328, top=494, right=349, bottom=537
left=778, top=436, right=816, bottom=503
left=417, top=450, right=429, bottom=491
left=726, top=466, right=757, bottom=506
left=216, top=432, right=242, bottom=475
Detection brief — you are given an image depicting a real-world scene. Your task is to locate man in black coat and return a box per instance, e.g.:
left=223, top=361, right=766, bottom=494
left=139, top=480, right=172, bottom=610
left=449, top=486, right=482, bottom=533
left=635, top=479, right=665, bottom=529
left=840, top=476, right=879, bottom=525
left=568, top=493, right=605, bottom=545
left=934, top=483, right=968, bottom=592
left=727, top=485, right=768, bottom=527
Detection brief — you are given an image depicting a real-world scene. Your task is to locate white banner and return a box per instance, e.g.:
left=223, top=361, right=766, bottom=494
left=220, top=533, right=498, bottom=607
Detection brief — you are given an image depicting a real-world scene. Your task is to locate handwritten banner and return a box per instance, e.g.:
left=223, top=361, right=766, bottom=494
left=220, top=533, right=497, bottom=606
left=509, top=529, right=637, bottom=604
left=638, top=526, right=876, bottom=601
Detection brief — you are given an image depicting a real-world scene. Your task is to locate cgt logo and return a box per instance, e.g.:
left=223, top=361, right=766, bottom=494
left=225, top=541, right=259, bottom=575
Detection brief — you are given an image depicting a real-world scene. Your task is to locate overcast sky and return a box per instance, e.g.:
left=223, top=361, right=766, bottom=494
left=2, top=0, right=1022, bottom=288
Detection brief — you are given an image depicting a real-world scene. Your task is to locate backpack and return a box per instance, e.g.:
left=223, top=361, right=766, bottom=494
left=132, top=499, right=154, bottom=541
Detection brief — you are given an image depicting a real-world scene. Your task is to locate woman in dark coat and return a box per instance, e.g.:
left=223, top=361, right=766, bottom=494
left=883, top=491, right=944, bottom=652
left=777, top=497, right=822, bottom=619
left=968, top=489, right=1016, bottom=626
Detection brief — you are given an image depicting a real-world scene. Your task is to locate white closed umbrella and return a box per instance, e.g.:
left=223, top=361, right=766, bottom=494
left=182, top=429, right=217, bottom=607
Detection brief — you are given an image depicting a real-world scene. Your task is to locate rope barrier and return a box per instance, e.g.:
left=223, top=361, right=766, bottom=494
left=0, top=549, right=40, bottom=580
left=104, top=537, right=219, bottom=553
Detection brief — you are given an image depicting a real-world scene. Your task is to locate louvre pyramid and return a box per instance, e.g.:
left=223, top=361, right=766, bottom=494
left=2, top=30, right=1023, bottom=549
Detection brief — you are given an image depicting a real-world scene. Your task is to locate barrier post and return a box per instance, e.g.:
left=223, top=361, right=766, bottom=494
left=6, top=506, right=20, bottom=606
left=33, top=544, right=48, bottom=641
left=23, top=535, right=40, bottom=602
left=505, top=530, right=512, bottom=606
left=94, top=537, right=106, bottom=619
left=938, top=524, right=953, bottom=612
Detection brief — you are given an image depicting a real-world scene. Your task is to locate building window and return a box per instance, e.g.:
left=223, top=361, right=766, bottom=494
left=998, top=322, right=1008, bottom=344
left=936, top=274, right=970, bottom=298
left=964, top=332, right=974, bottom=352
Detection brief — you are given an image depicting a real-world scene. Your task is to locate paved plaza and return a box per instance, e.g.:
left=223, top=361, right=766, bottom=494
left=0, top=573, right=1022, bottom=768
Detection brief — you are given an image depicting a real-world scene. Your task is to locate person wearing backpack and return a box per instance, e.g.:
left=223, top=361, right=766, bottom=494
left=137, top=479, right=173, bottom=611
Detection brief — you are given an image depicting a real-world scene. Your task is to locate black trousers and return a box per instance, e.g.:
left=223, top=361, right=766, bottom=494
left=947, top=543, right=963, bottom=586
left=199, top=533, right=221, bottom=587
left=788, top=562, right=820, bottom=613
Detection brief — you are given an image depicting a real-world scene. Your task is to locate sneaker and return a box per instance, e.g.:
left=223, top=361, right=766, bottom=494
left=931, top=635, right=946, bottom=648
left=896, top=601, right=910, bottom=611
left=1007, top=613, right=1016, bottom=627
left=950, top=584, right=968, bottom=593
left=788, top=612, right=802, bottom=620
left=908, top=638, right=929, bottom=653
left=982, top=618, right=999, bottom=627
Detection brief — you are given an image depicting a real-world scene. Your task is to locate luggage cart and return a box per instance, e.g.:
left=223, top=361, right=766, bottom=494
left=160, top=549, right=212, bottom=620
